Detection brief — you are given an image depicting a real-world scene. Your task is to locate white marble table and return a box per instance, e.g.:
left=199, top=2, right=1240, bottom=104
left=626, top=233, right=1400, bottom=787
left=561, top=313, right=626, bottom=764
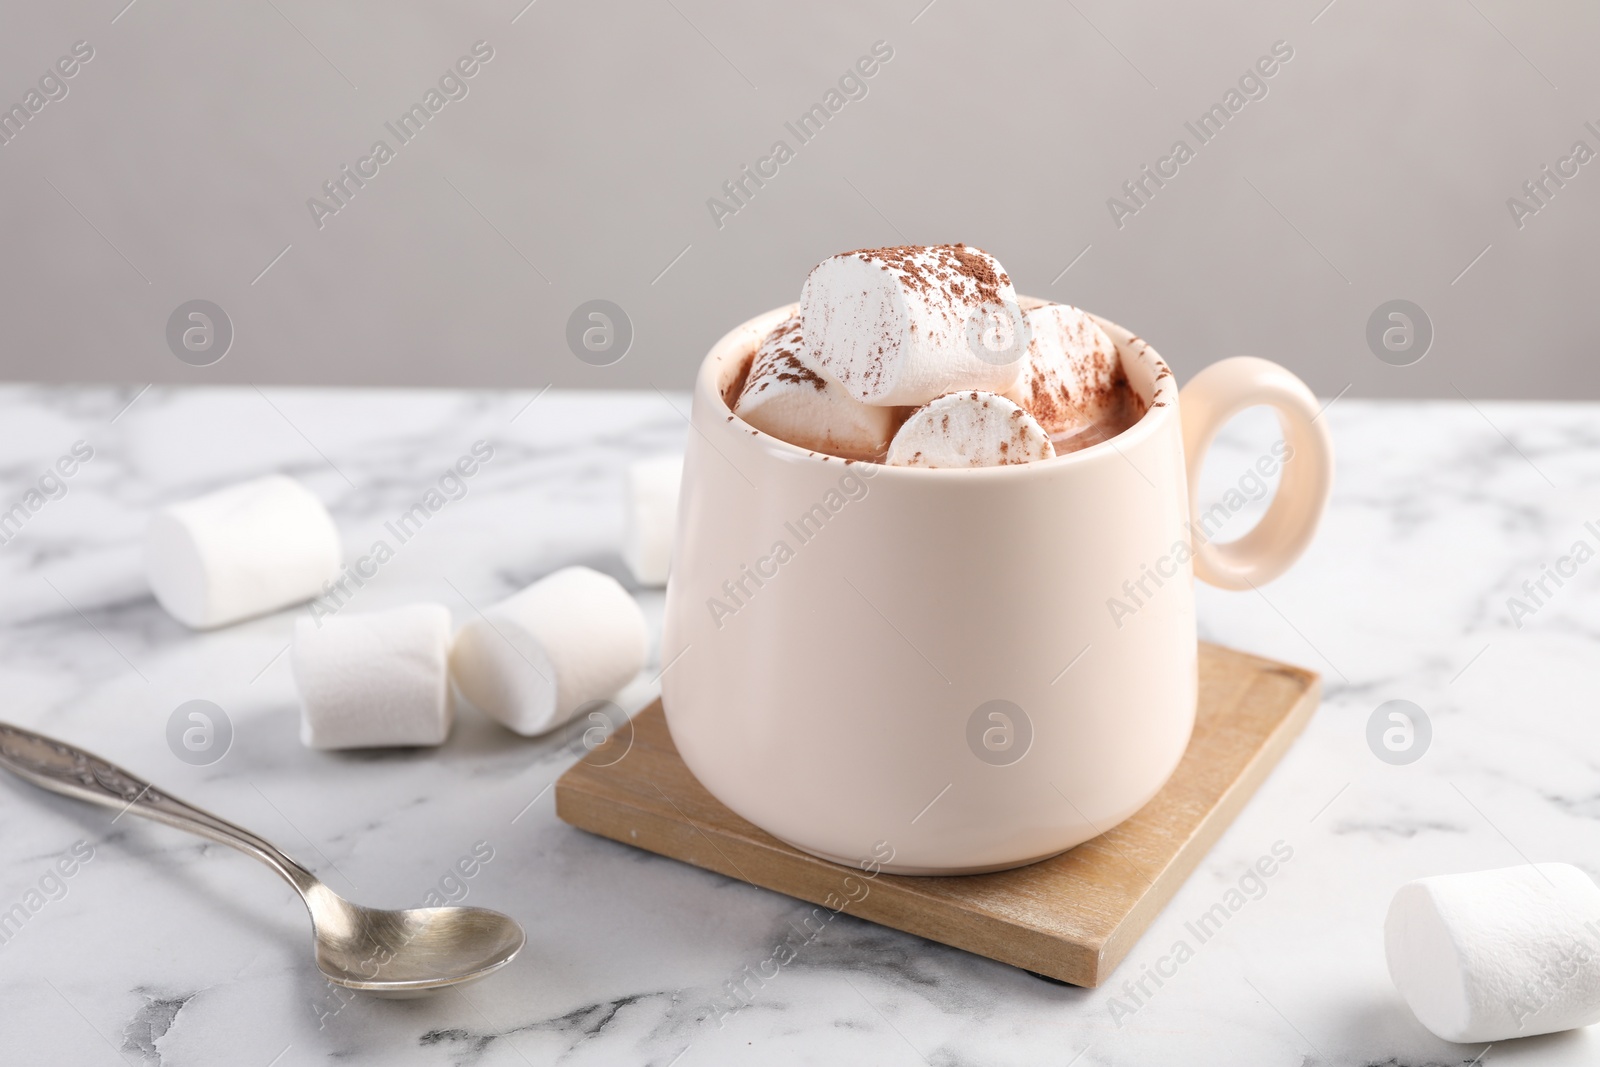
left=0, top=384, right=1597, bottom=1066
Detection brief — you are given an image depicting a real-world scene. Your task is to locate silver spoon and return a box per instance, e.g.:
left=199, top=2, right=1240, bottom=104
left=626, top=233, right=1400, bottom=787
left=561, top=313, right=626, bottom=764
left=0, top=721, right=525, bottom=998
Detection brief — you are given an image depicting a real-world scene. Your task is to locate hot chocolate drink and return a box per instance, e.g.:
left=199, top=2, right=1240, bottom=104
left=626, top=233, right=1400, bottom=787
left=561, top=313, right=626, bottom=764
left=728, top=244, right=1145, bottom=467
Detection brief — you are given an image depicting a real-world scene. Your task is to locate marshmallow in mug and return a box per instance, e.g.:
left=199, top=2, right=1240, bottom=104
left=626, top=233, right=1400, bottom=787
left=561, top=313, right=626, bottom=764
left=734, top=314, right=898, bottom=459
left=1002, top=303, right=1121, bottom=439
left=887, top=391, right=1054, bottom=469
left=450, top=566, right=648, bottom=736
left=1386, top=863, right=1600, bottom=1043
left=145, top=475, right=342, bottom=629
left=623, top=454, right=683, bottom=587
left=798, top=244, right=1026, bottom=406
left=293, top=603, right=454, bottom=750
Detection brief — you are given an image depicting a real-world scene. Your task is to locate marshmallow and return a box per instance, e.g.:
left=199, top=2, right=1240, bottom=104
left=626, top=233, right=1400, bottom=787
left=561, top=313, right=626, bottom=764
left=146, top=475, right=342, bottom=629
left=886, top=391, right=1055, bottom=468
left=735, top=314, right=898, bottom=459
left=1003, top=303, right=1122, bottom=438
left=292, top=603, right=453, bottom=749
left=450, top=566, right=648, bottom=736
left=623, top=454, right=683, bottom=587
left=798, top=245, right=1027, bottom=406
left=1385, top=863, right=1600, bottom=1043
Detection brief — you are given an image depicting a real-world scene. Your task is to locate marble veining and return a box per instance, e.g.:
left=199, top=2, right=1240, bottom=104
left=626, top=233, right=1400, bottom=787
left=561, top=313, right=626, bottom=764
left=0, top=385, right=1597, bottom=1065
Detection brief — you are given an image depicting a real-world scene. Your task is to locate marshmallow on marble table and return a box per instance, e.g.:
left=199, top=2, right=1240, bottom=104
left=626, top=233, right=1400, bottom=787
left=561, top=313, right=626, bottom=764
left=146, top=474, right=342, bottom=629
left=293, top=603, right=454, bottom=749
left=1003, top=303, right=1121, bottom=439
left=450, top=566, right=648, bottom=736
left=798, top=245, right=1027, bottom=406
left=886, top=391, right=1055, bottom=469
left=623, top=454, right=684, bottom=587
left=734, top=314, right=898, bottom=460
left=1385, top=863, right=1600, bottom=1043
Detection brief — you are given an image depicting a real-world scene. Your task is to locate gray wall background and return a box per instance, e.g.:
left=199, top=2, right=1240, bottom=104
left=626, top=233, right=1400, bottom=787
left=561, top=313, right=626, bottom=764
left=1, top=0, right=1595, bottom=398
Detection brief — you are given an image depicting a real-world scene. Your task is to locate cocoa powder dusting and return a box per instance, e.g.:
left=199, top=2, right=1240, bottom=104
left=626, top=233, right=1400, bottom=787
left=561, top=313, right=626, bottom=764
left=838, top=244, right=1010, bottom=308
left=946, top=245, right=1008, bottom=306
left=772, top=352, right=825, bottom=391
left=735, top=315, right=825, bottom=404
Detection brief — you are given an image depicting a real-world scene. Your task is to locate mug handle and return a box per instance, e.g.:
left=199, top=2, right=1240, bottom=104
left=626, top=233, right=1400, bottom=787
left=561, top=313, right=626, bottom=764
left=1178, top=356, right=1334, bottom=590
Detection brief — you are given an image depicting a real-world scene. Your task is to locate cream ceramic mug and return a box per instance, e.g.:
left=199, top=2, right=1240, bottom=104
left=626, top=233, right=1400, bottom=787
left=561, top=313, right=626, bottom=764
left=659, top=303, right=1333, bottom=874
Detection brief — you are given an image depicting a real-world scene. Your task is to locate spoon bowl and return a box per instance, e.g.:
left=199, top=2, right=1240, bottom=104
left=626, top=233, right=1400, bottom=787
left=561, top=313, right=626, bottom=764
left=0, top=722, right=527, bottom=997
left=308, top=886, right=526, bottom=996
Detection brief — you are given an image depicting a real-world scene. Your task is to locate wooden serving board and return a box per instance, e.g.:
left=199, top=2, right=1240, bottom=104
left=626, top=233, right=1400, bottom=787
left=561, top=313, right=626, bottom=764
left=555, top=641, right=1319, bottom=986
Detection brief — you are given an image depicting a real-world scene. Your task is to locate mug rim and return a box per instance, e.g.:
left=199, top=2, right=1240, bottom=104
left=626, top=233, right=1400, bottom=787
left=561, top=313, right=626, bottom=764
left=699, top=299, right=1178, bottom=477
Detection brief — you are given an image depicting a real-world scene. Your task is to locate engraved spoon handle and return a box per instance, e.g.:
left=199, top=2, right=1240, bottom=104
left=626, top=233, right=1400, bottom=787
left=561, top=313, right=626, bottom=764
left=0, top=721, right=319, bottom=897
